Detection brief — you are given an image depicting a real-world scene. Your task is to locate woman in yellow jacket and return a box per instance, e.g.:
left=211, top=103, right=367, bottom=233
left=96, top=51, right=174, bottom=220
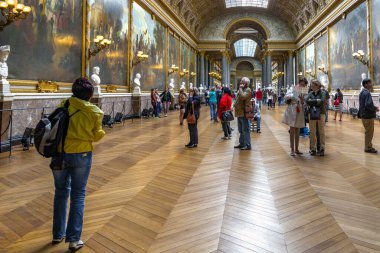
left=51, top=78, right=105, bottom=252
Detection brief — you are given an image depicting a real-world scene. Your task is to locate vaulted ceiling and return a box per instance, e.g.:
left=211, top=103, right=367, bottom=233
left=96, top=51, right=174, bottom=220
left=164, top=0, right=331, bottom=36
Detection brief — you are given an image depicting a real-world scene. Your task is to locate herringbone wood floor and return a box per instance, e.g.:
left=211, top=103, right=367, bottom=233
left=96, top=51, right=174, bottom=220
left=0, top=107, right=380, bottom=253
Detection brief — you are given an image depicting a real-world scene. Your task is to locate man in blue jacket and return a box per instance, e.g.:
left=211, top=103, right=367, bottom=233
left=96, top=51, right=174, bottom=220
left=359, top=78, right=379, bottom=153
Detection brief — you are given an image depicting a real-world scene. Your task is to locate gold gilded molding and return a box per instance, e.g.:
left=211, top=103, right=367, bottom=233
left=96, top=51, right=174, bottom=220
left=105, top=85, right=118, bottom=93
left=266, top=40, right=297, bottom=51
left=37, top=80, right=59, bottom=93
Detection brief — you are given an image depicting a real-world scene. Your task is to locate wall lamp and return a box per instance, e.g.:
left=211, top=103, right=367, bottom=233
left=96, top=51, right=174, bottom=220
left=297, top=72, right=303, bottom=77
left=132, top=51, right=148, bottom=67
left=88, top=35, right=112, bottom=59
left=179, top=68, right=189, bottom=77
left=168, top=64, right=179, bottom=75
left=306, top=69, right=316, bottom=78
left=318, top=64, right=328, bottom=75
left=0, top=0, right=31, bottom=31
left=352, top=50, right=369, bottom=66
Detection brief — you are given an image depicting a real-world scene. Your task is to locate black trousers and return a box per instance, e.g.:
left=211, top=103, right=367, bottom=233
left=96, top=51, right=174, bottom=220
left=222, top=121, right=231, bottom=137
left=188, top=121, right=198, bottom=145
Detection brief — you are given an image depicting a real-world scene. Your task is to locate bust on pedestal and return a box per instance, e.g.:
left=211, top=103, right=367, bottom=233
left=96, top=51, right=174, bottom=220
left=360, top=73, right=367, bottom=91
left=90, top=66, right=102, bottom=96
left=199, top=84, right=204, bottom=94
left=0, top=45, right=12, bottom=98
left=180, top=82, right=186, bottom=90
left=133, top=73, right=142, bottom=95
left=169, top=78, right=175, bottom=93
left=189, top=83, right=193, bottom=90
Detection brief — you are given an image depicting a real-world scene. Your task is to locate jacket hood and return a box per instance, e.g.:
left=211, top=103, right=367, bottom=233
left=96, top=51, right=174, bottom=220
left=68, top=97, right=103, bottom=114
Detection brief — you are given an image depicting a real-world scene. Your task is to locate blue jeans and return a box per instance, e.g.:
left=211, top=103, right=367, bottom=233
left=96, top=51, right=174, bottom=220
left=209, top=102, right=217, bottom=120
left=52, top=152, right=92, bottom=242
left=254, top=115, right=261, bottom=130
left=238, top=117, right=251, bottom=148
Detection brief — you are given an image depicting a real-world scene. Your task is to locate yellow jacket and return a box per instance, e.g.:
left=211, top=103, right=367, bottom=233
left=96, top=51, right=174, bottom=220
left=60, top=97, right=105, bottom=153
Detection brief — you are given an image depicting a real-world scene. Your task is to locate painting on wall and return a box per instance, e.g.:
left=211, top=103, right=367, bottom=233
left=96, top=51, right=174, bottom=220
left=315, top=33, right=329, bottom=88
left=0, top=0, right=83, bottom=82
left=168, top=33, right=180, bottom=89
left=373, top=0, right=380, bottom=85
left=305, top=42, right=315, bottom=82
left=297, top=48, right=305, bottom=77
left=180, top=42, right=189, bottom=87
left=132, top=2, right=166, bottom=91
left=189, top=49, right=196, bottom=87
left=89, top=0, right=128, bottom=86
left=329, top=2, right=367, bottom=90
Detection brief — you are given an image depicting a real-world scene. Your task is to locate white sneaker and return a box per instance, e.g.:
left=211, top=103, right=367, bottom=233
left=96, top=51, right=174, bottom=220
left=69, top=240, right=83, bottom=252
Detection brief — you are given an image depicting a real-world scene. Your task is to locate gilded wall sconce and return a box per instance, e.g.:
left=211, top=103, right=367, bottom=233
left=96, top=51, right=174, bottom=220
left=297, top=72, right=303, bottom=77
left=88, top=35, right=112, bottom=59
left=179, top=68, right=189, bottom=77
left=0, top=0, right=31, bottom=31
left=318, top=64, right=328, bottom=75
left=168, top=64, right=179, bottom=75
left=190, top=72, right=196, bottom=77
left=305, top=69, right=316, bottom=78
left=352, top=50, right=369, bottom=67
left=132, top=51, right=148, bottom=67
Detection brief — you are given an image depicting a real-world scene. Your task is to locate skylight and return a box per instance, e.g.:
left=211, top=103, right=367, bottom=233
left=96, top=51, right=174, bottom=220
left=225, top=0, right=268, bottom=8
left=234, top=39, right=257, bottom=57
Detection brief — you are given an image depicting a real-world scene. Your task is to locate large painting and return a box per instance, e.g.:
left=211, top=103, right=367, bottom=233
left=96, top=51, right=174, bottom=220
left=132, top=2, right=166, bottom=91
left=189, top=49, right=196, bottom=87
left=180, top=42, right=189, bottom=87
left=168, top=33, right=180, bottom=89
left=373, top=0, right=380, bottom=84
left=329, top=2, right=368, bottom=90
left=89, top=0, right=128, bottom=86
left=316, top=33, right=329, bottom=88
left=306, top=42, right=315, bottom=82
left=0, top=0, right=83, bottom=82
left=297, top=48, right=305, bottom=77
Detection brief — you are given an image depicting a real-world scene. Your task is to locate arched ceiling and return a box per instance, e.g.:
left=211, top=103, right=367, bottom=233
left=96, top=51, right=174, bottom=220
left=164, top=0, right=330, bottom=35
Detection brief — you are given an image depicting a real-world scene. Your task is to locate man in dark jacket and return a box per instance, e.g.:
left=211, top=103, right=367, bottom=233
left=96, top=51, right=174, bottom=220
left=184, top=87, right=201, bottom=148
left=359, top=78, right=379, bottom=153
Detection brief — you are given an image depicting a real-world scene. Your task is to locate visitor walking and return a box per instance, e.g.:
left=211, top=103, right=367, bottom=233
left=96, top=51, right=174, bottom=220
left=358, top=78, right=379, bottom=153
left=218, top=87, right=233, bottom=140
left=334, top=88, right=344, bottom=121
left=160, top=88, right=173, bottom=117
left=51, top=78, right=105, bottom=252
left=178, top=87, right=188, bottom=125
left=184, top=87, right=201, bottom=148
left=209, top=87, right=217, bottom=121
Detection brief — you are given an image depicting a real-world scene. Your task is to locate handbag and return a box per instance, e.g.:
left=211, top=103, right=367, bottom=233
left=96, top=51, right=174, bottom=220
left=222, top=110, right=234, bottom=122
left=310, top=106, right=321, bottom=120
left=244, top=103, right=254, bottom=120
left=186, top=102, right=196, bottom=124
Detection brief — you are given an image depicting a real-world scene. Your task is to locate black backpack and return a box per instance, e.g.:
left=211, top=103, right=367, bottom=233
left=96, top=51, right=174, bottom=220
left=114, top=112, right=123, bottom=123
left=34, top=100, right=79, bottom=158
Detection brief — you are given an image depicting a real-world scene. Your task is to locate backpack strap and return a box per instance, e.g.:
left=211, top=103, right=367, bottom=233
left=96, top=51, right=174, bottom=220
left=61, top=100, right=80, bottom=154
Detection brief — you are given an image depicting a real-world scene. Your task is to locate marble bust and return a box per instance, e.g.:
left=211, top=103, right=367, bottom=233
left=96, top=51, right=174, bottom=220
left=361, top=73, right=367, bottom=91
left=0, top=45, right=10, bottom=80
left=0, top=45, right=12, bottom=97
left=91, top=66, right=102, bottom=95
left=133, top=73, right=142, bottom=94
left=199, top=84, right=204, bottom=94
left=180, top=81, right=186, bottom=90
left=189, top=83, right=193, bottom=90
left=169, top=78, right=175, bottom=93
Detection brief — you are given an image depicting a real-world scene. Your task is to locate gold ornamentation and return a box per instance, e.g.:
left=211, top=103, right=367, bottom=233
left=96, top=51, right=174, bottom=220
left=106, top=85, right=117, bottom=93
left=37, top=80, right=59, bottom=93
left=0, top=0, right=31, bottom=31
left=88, top=35, right=112, bottom=59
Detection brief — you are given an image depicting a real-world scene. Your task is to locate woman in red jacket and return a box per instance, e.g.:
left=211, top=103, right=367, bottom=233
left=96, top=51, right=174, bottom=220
left=218, top=87, right=233, bottom=140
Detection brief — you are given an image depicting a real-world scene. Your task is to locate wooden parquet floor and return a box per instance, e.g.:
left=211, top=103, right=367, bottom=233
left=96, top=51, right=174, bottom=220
left=0, top=106, right=380, bottom=253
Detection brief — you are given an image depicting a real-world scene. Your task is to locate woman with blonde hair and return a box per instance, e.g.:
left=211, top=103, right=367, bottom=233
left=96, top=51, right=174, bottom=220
left=178, top=87, right=188, bottom=125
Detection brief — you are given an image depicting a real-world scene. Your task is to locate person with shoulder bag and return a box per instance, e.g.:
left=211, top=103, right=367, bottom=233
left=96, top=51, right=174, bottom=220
left=178, top=87, right=188, bottom=125
left=233, top=77, right=252, bottom=150
left=184, top=87, right=201, bottom=148
left=218, top=87, right=233, bottom=140
left=306, top=79, right=326, bottom=156
left=358, top=78, right=379, bottom=153
left=334, top=88, right=344, bottom=121
left=50, top=78, right=105, bottom=252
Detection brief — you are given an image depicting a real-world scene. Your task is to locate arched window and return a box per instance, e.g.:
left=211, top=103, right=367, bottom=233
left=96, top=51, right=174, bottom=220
left=234, top=39, right=257, bottom=57
left=225, top=0, right=268, bottom=8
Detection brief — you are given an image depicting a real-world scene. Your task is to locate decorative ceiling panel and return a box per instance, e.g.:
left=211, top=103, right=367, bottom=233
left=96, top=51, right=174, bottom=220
left=163, top=0, right=330, bottom=35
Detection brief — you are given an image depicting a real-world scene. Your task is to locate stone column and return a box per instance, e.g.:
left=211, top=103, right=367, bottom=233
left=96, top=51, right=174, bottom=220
left=222, top=51, right=228, bottom=86
left=278, top=60, right=285, bottom=93
left=199, top=51, right=205, bottom=87
left=266, top=51, right=272, bottom=87
left=286, top=51, right=294, bottom=87
left=262, top=57, right=267, bottom=87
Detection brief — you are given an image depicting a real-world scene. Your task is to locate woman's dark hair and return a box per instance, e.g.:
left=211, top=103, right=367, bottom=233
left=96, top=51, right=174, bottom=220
left=336, top=88, right=340, bottom=92
left=223, top=87, right=232, bottom=97
left=72, top=77, right=94, bottom=101
left=299, top=77, right=308, bottom=85
left=362, top=78, right=371, bottom=87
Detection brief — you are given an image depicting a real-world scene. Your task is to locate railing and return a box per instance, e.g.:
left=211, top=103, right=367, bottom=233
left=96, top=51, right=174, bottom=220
left=0, top=97, right=152, bottom=157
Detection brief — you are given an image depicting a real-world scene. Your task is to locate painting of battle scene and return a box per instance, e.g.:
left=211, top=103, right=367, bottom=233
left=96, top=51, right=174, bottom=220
left=297, top=48, right=305, bottom=77
left=373, top=0, right=380, bottom=85
left=180, top=42, right=190, bottom=88
left=329, top=2, right=368, bottom=90
left=0, top=0, right=83, bottom=82
left=305, top=42, right=315, bottom=83
left=132, top=2, right=166, bottom=91
left=89, top=0, right=128, bottom=86
left=168, top=33, right=180, bottom=90
left=315, top=33, right=329, bottom=88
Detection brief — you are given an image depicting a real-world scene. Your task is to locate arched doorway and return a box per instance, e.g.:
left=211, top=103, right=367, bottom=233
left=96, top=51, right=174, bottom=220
left=236, top=61, right=254, bottom=90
